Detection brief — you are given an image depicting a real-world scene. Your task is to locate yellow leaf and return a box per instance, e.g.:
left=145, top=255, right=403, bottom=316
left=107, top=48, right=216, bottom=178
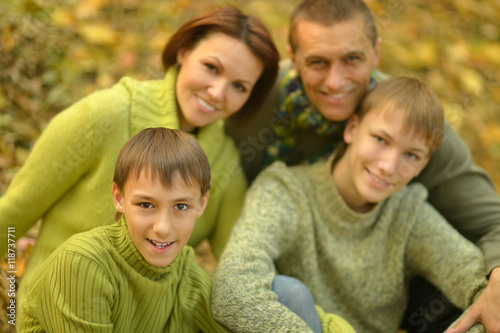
left=77, top=23, right=118, bottom=46
left=51, top=8, right=76, bottom=27
left=481, top=124, right=500, bottom=147
left=76, top=0, right=107, bottom=19
left=482, top=42, right=500, bottom=66
left=414, top=40, right=438, bottom=67
left=459, top=68, right=484, bottom=96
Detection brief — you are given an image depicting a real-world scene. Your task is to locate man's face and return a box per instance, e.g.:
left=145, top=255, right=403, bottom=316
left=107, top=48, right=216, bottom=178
left=290, top=16, right=381, bottom=121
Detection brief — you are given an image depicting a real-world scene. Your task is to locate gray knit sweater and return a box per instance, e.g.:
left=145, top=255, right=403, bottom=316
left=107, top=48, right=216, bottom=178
left=212, top=158, right=488, bottom=332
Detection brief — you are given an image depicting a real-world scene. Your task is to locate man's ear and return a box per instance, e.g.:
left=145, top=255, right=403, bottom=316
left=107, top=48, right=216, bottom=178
left=196, top=191, right=209, bottom=218
left=287, top=45, right=298, bottom=72
left=343, top=115, right=359, bottom=144
left=112, top=183, right=124, bottom=213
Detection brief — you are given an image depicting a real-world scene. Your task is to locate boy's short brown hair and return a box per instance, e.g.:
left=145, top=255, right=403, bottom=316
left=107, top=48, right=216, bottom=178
left=357, top=76, right=444, bottom=154
left=113, top=127, right=211, bottom=197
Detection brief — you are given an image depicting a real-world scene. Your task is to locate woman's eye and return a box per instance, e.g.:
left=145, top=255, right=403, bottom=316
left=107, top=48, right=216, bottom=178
left=233, top=82, right=246, bottom=92
left=175, top=204, right=188, bottom=211
left=139, top=202, right=153, bottom=209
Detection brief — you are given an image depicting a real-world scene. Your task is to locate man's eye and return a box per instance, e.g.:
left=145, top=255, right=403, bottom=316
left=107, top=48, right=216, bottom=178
left=175, top=204, right=188, bottom=211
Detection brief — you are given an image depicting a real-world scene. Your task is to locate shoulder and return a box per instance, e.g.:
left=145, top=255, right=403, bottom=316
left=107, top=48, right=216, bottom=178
left=387, top=183, right=429, bottom=209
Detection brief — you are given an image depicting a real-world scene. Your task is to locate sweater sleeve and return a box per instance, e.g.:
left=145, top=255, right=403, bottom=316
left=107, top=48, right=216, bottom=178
left=414, top=121, right=500, bottom=273
left=20, top=248, right=114, bottom=332
left=0, top=98, right=97, bottom=257
left=208, top=161, right=247, bottom=259
left=211, top=163, right=315, bottom=333
left=179, top=258, right=231, bottom=333
left=405, top=201, right=488, bottom=311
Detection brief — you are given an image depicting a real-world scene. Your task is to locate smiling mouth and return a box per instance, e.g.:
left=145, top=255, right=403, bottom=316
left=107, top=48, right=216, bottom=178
left=147, top=238, right=174, bottom=249
left=324, top=91, right=349, bottom=99
left=368, top=170, right=393, bottom=187
left=196, top=96, right=216, bottom=112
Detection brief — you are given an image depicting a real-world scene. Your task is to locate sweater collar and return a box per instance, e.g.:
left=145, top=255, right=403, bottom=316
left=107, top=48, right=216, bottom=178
left=308, top=153, right=383, bottom=232
left=128, top=67, right=226, bottom=168
left=107, top=216, right=177, bottom=280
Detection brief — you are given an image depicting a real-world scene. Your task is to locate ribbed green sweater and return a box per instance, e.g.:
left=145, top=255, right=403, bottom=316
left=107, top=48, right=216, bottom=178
left=20, top=217, right=229, bottom=333
left=212, top=158, right=488, bottom=332
left=0, top=67, right=246, bottom=307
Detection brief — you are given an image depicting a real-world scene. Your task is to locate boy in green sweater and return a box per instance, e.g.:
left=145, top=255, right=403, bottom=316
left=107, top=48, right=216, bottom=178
left=20, top=128, right=229, bottom=332
left=212, top=77, right=488, bottom=332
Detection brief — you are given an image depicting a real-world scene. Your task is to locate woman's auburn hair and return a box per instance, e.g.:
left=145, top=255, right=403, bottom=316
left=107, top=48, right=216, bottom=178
left=161, top=6, right=279, bottom=122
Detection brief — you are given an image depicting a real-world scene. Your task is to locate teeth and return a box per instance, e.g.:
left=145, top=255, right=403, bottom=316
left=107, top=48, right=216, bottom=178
left=370, top=172, right=391, bottom=186
left=148, top=239, right=172, bottom=248
left=328, top=92, right=348, bottom=99
left=196, top=96, right=215, bottom=112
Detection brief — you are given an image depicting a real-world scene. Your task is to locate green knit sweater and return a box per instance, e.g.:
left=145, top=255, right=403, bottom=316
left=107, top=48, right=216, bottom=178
left=0, top=67, right=246, bottom=306
left=212, top=158, right=488, bottom=332
left=19, top=217, right=229, bottom=332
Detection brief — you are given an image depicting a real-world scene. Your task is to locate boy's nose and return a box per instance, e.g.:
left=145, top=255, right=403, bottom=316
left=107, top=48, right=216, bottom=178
left=153, top=214, right=172, bottom=237
left=378, top=150, right=399, bottom=175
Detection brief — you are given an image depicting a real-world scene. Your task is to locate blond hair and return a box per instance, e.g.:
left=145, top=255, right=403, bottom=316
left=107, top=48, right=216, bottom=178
left=357, top=76, right=444, bottom=154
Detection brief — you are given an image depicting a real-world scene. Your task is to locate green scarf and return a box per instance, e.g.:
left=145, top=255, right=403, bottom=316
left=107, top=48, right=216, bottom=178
left=263, top=68, right=384, bottom=167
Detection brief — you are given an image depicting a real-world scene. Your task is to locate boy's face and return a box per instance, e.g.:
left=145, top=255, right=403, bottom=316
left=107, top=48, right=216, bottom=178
left=334, top=107, right=430, bottom=212
left=289, top=16, right=381, bottom=122
left=112, top=170, right=208, bottom=267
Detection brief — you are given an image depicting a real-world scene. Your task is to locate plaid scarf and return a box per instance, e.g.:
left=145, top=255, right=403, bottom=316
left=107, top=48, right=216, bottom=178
left=263, top=68, right=383, bottom=167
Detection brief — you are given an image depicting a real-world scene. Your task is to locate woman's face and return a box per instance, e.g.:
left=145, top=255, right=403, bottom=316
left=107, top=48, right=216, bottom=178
left=175, top=32, right=263, bottom=131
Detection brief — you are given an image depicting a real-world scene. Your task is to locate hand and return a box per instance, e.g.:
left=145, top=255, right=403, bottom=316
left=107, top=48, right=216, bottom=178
left=447, top=267, right=500, bottom=333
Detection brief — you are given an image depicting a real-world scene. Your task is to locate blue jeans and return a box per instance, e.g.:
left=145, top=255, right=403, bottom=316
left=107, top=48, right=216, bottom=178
left=272, top=275, right=322, bottom=333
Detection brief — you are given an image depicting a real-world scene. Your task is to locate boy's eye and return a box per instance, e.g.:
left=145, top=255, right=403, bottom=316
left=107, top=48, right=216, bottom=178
left=139, top=202, right=153, bottom=209
left=405, top=152, right=420, bottom=161
left=374, top=136, right=386, bottom=144
left=204, top=63, right=217, bottom=72
left=174, top=204, right=188, bottom=211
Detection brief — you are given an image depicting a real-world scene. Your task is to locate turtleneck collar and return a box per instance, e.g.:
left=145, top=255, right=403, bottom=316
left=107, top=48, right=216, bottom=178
left=106, top=216, right=178, bottom=280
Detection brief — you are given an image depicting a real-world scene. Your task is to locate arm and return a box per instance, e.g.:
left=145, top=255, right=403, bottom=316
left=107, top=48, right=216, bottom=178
left=414, top=121, right=500, bottom=273
left=20, top=248, right=114, bottom=332
left=405, top=201, right=489, bottom=331
left=207, top=160, right=247, bottom=259
left=211, top=165, right=314, bottom=332
left=180, top=257, right=231, bottom=333
left=0, top=99, right=96, bottom=257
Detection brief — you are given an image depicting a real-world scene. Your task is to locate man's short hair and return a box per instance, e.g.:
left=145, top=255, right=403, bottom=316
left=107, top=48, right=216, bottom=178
left=289, top=0, right=378, bottom=52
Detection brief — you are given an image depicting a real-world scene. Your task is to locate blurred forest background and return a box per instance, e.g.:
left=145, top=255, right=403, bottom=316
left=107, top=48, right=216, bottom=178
left=0, top=0, right=499, bottom=331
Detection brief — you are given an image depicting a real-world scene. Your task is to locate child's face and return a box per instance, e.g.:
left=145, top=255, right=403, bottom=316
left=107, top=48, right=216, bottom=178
left=335, top=107, right=430, bottom=212
left=112, top=170, right=208, bottom=267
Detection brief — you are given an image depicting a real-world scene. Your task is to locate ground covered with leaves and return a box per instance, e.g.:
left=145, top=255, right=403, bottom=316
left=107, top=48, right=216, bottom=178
left=1, top=0, right=499, bottom=331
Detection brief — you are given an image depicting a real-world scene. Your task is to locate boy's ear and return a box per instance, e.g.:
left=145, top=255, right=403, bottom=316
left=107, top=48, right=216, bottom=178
left=343, top=115, right=359, bottom=144
left=196, top=192, right=209, bottom=218
left=415, top=156, right=430, bottom=177
left=287, top=45, right=298, bottom=72
left=112, top=183, right=124, bottom=213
